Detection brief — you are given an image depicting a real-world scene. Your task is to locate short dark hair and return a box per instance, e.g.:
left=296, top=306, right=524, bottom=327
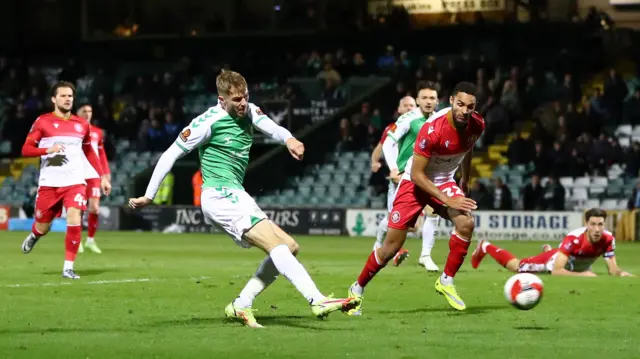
left=417, top=81, right=438, bottom=93
left=452, top=81, right=477, bottom=97
left=76, top=103, right=92, bottom=110
left=51, top=81, right=76, bottom=96
left=585, top=208, right=607, bottom=221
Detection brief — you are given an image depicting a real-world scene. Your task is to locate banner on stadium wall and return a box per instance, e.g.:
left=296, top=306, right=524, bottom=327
left=0, top=205, right=10, bottom=231
left=368, top=0, right=506, bottom=16
left=346, top=209, right=583, bottom=241
left=254, top=100, right=292, bottom=144
left=291, top=100, right=340, bottom=132
left=121, top=206, right=346, bottom=235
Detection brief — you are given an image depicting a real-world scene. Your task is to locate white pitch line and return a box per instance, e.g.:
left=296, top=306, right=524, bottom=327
left=2, top=276, right=212, bottom=288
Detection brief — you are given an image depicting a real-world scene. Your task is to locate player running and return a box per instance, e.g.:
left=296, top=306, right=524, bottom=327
left=20, top=82, right=111, bottom=279
left=348, top=82, right=483, bottom=314
left=77, top=104, right=110, bottom=254
left=128, top=70, right=360, bottom=328
left=370, top=96, right=417, bottom=266
left=379, top=81, right=440, bottom=271
left=471, top=208, right=633, bottom=277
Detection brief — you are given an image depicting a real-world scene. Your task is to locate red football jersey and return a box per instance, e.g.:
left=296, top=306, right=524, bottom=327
left=558, top=227, right=616, bottom=272
left=406, top=107, right=484, bottom=185
left=379, top=123, right=397, bottom=145
left=27, top=113, right=92, bottom=187
left=84, top=125, right=109, bottom=179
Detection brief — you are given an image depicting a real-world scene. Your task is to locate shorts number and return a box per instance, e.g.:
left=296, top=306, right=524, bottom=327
left=74, top=193, right=87, bottom=207
left=92, top=188, right=101, bottom=198
left=214, top=186, right=239, bottom=204
left=442, top=186, right=463, bottom=198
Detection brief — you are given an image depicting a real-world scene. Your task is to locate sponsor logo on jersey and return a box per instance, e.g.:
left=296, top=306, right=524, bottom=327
left=428, top=126, right=435, bottom=134
left=179, top=129, right=191, bottom=142
left=419, top=138, right=427, bottom=149
left=54, top=123, right=59, bottom=128
left=391, top=211, right=401, bottom=223
left=74, top=123, right=84, bottom=133
left=256, top=107, right=265, bottom=116
left=444, top=140, right=450, bottom=148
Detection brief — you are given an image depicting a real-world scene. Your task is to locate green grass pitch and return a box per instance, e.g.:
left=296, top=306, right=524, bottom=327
left=1, top=232, right=638, bottom=359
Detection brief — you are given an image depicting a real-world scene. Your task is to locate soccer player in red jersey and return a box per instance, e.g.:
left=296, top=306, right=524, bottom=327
left=20, top=82, right=111, bottom=279
left=471, top=208, right=633, bottom=277
left=348, top=82, right=482, bottom=313
left=77, top=104, right=110, bottom=254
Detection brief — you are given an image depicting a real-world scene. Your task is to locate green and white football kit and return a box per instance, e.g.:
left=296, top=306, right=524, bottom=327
left=378, top=107, right=442, bottom=271
left=141, top=102, right=360, bottom=326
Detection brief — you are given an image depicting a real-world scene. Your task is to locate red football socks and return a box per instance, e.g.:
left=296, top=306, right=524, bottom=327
left=444, top=233, right=471, bottom=277
left=65, top=225, right=82, bottom=261
left=87, top=212, right=98, bottom=238
left=486, top=243, right=516, bottom=267
left=356, top=250, right=386, bottom=288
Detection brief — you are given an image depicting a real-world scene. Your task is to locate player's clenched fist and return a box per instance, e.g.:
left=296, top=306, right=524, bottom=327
left=129, top=196, right=152, bottom=209
left=445, top=196, right=477, bottom=212
left=101, top=176, right=112, bottom=196
left=286, top=138, right=305, bottom=160
left=47, top=143, right=64, bottom=154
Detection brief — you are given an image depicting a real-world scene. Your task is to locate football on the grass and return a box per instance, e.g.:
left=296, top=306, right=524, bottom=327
left=504, top=273, right=544, bottom=310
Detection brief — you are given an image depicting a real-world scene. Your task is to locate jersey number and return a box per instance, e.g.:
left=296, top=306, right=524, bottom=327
left=74, top=193, right=87, bottom=207
left=442, top=186, right=463, bottom=198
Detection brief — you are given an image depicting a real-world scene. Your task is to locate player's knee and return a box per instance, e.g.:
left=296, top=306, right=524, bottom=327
left=456, top=216, right=475, bottom=237
left=289, top=241, right=300, bottom=256
left=35, top=221, right=51, bottom=235
left=66, top=209, right=83, bottom=225
left=89, top=200, right=100, bottom=213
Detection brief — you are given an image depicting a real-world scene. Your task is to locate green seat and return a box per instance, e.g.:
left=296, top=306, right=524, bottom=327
left=333, top=173, right=347, bottom=185
left=318, top=173, right=332, bottom=184
left=312, top=185, right=327, bottom=196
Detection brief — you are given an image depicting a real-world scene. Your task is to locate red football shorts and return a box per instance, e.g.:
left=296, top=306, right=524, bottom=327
left=86, top=178, right=102, bottom=199
left=518, top=249, right=559, bottom=273
left=388, top=180, right=464, bottom=230
left=34, top=184, right=87, bottom=223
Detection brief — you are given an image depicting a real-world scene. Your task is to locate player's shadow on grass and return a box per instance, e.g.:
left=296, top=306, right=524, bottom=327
left=152, top=316, right=349, bottom=331
left=379, top=304, right=506, bottom=315
left=41, top=268, right=120, bottom=276
left=513, top=326, right=550, bottom=331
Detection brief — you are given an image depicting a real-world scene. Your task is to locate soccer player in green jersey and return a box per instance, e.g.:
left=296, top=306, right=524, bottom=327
left=129, top=71, right=360, bottom=328
left=376, top=81, right=441, bottom=272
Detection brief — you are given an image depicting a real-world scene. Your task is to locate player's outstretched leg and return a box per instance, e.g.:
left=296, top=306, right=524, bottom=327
left=471, top=240, right=519, bottom=271
left=348, top=226, right=409, bottom=315
left=419, top=213, right=439, bottom=272
left=22, top=222, right=49, bottom=254
left=85, top=197, right=102, bottom=253
left=227, top=223, right=298, bottom=328
left=240, top=220, right=360, bottom=325
left=435, top=209, right=474, bottom=311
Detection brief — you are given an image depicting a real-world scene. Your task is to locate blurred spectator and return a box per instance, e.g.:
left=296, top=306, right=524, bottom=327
left=147, top=118, right=166, bottom=151
left=625, top=142, right=640, bottom=177
left=164, top=112, right=180, bottom=141
left=522, top=174, right=544, bottom=210
left=623, top=88, right=640, bottom=125
left=337, top=117, right=353, bottom=152
left=317, top=63, right=342, bottom=84
left=531, top=141, right=550, bottom=176
left=506, top=133, right=532, bottom=166
left=543, top=176, right=565, bottom=210
left=493, top=177, right=513, bottom=210
left=469, top=181, right=493, bottom=210
left=628, top=180, right=640, bottom=210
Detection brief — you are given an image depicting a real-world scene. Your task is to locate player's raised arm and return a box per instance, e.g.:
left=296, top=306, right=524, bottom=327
left=130, top=118, right=211, bottom=209
left=411, top=127, right=476, bottom=213
left=250, top=105, right=303, bottom=160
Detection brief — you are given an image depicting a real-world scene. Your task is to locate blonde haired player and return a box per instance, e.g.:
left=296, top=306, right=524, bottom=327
left=77, top=104, right=110, bottom=254
left=129, top=71, right=360, bottom=328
